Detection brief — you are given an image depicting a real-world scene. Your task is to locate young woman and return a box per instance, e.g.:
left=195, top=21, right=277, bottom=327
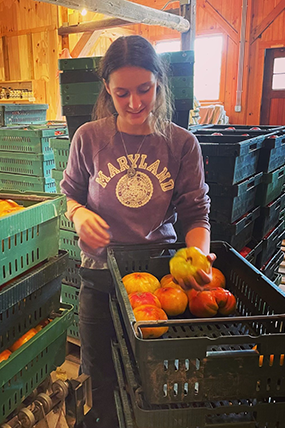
left=60, top=35, right=213, bottom=428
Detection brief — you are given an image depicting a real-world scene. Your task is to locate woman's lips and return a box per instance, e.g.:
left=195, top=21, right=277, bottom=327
left=127, top=108, right=145, bottom=115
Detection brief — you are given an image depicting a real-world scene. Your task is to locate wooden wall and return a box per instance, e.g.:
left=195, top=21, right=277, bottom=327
left=0, top=0, right=284, bottom=124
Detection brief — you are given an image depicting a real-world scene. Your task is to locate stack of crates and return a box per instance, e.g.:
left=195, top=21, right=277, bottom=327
left=107, top=242, right=285, bottom=428
left=191, top=125, right=285, bottom=268
left=0, top=103, right=48, bottom=127
left=0, top=190, right=73, bottom=424
left=160, top=50, right=194, bottom=129
left=50, top=136, right=81, bottom=341
left=252, top=128, right=285, bottom=283
left=58, top=57, right=102, bottom=140
left=0, top=122, right=68, bottom=193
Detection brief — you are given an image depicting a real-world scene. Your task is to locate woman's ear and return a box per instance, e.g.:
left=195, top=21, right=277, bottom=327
left=103, top=79, right=111, bottom=95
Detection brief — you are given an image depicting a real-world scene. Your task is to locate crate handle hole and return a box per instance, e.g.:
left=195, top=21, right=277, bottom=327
left=194, top=381, right=199, bottom=395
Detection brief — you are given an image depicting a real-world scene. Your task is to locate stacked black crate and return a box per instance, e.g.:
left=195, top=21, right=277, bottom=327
left=107, top=243, right=285, bottom=428
left=0, top=123, right=67, bottom=193
left=0, top=191, right=72, bottom=423
left=50, top=136, right=81, bottom=342
left=252, top=130, right=285, bottom=282
left=58, top=57, right=102, bottom=140
left=159, top=50, right=194, bottom=130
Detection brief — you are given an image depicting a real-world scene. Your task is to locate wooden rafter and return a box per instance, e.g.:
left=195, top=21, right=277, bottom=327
left=250, top=0, right=285, bottom=44
left=59, top=17, right=132, bottom=35
left=36, top=0, right=190, bottom=33
left=201, top=0, right=239, bottom=44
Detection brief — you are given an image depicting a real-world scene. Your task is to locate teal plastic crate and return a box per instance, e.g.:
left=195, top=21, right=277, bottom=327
left=59, top=229, right=81, bottom=260
left=52, top=168, right=64, bottom=191
left=59, top=56, right=101, bottom=71
left=60, top=81, right=102, bottom=95
left=0, top=151, right=55, bottom=177
left=0, top=123, right=67, bottom=154
left=0, top=172, right=56, bottom=193
left=0, top=104, right=48, bottom=127
left=61, top=283, right=79, bottom=313
left=0, top=303, right=74, bottom=424
left=0, top=190, right=66, bottom=285
left=60, top=214, right=75, bottom=232
left=49, top=136, right=70, bottom=170
left=0, top=251, right=69, bottom=353
left=67, top=312, right=79, bottom=339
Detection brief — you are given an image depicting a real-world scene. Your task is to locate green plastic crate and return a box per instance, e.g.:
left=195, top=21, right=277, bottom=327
left=0, top=172, right=56, bottom=193
left=60, top=214, right=75, bottom=232
left=67, top=313, right=79, bottom=339
left=111, top=301, right=285, bottom=428
left=0, top=303, right=74, bottom=424
left=52, top=168, right=64, bottom=192
left=61, top=283, right=79, bottom=313
left=108, top=241, right=285, bottom=405
left=0, top=190, right=66, bottom=285
left=0, top=251, right=69, bottom=353
left=49, top=136, right=70, bottom=170
left=59, top=229, right=81, bottom=260
left=60, top=81, right=102, bottom=95
left=59, top=56, right=102, bottom=71
left=255, top=164, right=285, bottom=207
left=0, top=123, right=67, bottom=154
left=61, top=91, right=100, bottom=106
left=0, top=151, right=55, bottom=177
left=0, top=104, right=48, bottom=127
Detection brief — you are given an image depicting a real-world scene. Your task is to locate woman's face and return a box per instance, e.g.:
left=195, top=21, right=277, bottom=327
left=104, top=66, right=158, bottom=134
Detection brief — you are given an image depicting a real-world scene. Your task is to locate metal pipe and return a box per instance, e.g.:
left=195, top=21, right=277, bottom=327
left=235, top=0, right=248, bottom=112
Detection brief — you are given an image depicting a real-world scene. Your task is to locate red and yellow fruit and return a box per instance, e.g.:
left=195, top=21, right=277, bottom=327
left=122, top=272, right=161, bottom=294
left=170, top=247, right=211, bottom=286
left=0, top=349, right=12, bottom=363
left=155, top=286, right=188, bottom=316
left=129, top=291, right=161, bottom=310
left=9, top=328, right=38, bottom=352
left=133, top=304, right=169, bottom=339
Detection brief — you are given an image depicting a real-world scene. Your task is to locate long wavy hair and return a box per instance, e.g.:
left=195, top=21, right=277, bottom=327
left=93, top=35, right=173, bottom=137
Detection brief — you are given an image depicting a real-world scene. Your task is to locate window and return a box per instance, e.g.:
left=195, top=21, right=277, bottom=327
left=155, top=35, right=224, bottom=101
left=272, top=57, right=285, bottom=90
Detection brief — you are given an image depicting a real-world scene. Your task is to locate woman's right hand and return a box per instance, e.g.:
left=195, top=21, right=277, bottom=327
left=72, top=206, right=111, bottom=249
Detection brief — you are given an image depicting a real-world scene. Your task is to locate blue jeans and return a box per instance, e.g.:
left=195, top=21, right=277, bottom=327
left=78, top=267, right=118, bottom=428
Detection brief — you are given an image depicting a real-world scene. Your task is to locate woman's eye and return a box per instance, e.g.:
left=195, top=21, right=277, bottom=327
left=139, top=86, right=151, bottom=93
left=116, top=91, right=128, bottom=98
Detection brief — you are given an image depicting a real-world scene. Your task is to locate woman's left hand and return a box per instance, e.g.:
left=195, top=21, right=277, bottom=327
left=178, top=253, right=217, bottom=292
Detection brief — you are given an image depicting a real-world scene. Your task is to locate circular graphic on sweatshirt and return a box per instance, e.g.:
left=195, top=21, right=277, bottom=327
left=116, top=171, right=153, bottom=208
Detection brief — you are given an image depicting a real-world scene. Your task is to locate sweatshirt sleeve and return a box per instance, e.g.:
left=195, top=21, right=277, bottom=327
left=172, top=131, right=210, bottom=235
left=60, top=126, right=90, bottom=206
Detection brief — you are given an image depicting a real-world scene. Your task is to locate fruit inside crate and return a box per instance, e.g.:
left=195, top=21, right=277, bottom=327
left=0, top=190, right=66, bottom=285
left=0, top=303, right=74, bottom=424
left=107, top=241, right=285, bottom=405
left=111, top=297, right=285, bottom=428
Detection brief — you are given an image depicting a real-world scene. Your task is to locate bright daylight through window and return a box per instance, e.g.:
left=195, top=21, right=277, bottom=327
left=156, top=35, right=224, bottom=101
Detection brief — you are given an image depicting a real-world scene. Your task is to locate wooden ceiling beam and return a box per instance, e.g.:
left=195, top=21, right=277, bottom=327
left=201, top=0, right=239, bottom=44
left=59, top=17, right=132, bottom=35
left=250, top=0, right=285, bottom=45
left=36, top=0, right=190, bottom=33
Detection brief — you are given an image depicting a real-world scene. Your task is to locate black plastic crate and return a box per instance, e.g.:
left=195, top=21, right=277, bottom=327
left=255, top=164, right=285, bottom=207
left=253, top=192, right=285, bottom=240
left=258, top=131, right=285, bottom=173
left=255, top=220, right=285, bottom=268
left=66, top=115, right=91, bottom=140
left=60, top=69, right=100, bottom=84
left=62, top=257, right=81, bottom=287
left=108, top=241, right=285, bottom=405
left=209, top=172, right=262, bottom=223
left=197, top=133, right=266, bottom=185
left=260, top=248, right=284, bottom=280
left=192, top=124, right=285, bottom=134
left=211, top=206, right=260, bottom=251
left=111, top=298, right=285, bottom=428
left=239, top=238, right=263, bottom=267
left=0, top=250, right=69, bottom=353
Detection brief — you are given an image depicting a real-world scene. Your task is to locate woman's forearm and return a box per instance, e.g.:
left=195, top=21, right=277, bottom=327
left=185, top=227, right=211, bottom=255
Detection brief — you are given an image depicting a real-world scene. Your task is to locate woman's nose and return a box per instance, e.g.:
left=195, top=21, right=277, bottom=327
left=128, top=93, right=142, bottom=110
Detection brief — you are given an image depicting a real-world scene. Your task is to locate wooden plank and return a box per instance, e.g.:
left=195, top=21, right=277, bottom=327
left=250, top=0, right=285, bottom=44
left=18, top=34, right=33, bottom=80
left=72, top=30, right=103, bottom=57
left=2, top=37, right=10, bottom=81
left=201, top=0, right=239, bottom=44
left=39, top=0, right=190, bottom=33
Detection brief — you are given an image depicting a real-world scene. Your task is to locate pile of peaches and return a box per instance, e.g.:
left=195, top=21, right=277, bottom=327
left=122, top=247, right=236, bottom=339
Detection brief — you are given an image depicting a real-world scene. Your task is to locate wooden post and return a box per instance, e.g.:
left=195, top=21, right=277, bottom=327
left=181, top=0, right=196, bottom=51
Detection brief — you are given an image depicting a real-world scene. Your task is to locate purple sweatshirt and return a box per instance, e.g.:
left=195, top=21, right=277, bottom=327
left=60, top=116, right=210, bottom=261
